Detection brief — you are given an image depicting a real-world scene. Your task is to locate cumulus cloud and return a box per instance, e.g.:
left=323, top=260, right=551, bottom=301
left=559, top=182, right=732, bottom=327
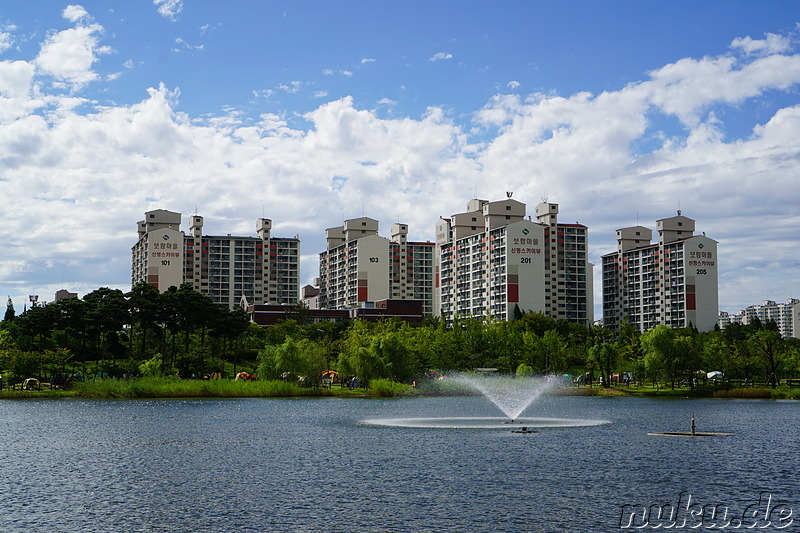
left=730, top=32, right=791, bottom=56
left=429, top=52, right=453, bottom=62
left=507, top=80, right=520, bottom=90
left=34, top=13, right=109, bottom=89
left=63, top=5, right=89, bottom=23
left=0, top=25, right=16, bottom=53
left=1, top=19, right=799, bottom=318
left=154, top=0, right=183, bottom=20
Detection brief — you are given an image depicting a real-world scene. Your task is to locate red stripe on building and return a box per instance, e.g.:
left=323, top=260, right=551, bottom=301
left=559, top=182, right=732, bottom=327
left=508, top=284, right=519, bottom=303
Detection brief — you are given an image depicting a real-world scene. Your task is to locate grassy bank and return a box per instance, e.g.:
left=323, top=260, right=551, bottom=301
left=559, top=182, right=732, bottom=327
left=1, top=378, right=796, bottom=400
left=584, top=385, right=799, bottom=400
left=0, top=377, right=418, bottom=399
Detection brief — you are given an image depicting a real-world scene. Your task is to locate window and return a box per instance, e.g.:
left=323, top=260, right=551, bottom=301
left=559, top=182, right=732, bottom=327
left=506, top=205, right=511, bottom=211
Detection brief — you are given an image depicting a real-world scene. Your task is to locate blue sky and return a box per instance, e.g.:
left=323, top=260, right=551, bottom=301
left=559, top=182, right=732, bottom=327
left=1, top=1, right=799, bottom=320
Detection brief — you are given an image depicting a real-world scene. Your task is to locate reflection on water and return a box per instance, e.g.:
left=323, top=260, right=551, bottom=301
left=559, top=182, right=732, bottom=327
left=362, top=416, right=610, bottom=428
left=0, top=396, right=798, bottom=532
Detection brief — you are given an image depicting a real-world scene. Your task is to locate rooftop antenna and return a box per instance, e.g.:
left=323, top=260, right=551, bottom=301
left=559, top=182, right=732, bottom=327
left=541, top=188, right=548, bottom=204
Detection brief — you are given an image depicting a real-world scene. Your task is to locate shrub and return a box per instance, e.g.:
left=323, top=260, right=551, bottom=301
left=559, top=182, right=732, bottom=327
left=369, top=378, right=415, bottom=397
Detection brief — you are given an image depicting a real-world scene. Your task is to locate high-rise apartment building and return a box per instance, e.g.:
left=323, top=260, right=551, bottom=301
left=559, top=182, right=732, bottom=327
left=317, top=218, right=434, bottom=314
left=132, top=209, right=299, bottom=309
left=719, top=299, right=800, bottom=339
left=602, top=212, right=718, bottom=332
left=433, top=197, right=593, bottom=324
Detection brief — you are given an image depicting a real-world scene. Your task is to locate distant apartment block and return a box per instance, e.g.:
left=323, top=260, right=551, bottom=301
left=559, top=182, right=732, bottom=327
left=132, top=209, right=299, bottom=309
left=247, top=299, right=423, bottom=326
left=719, top=299, right=800, bottom=339
left=317, top=218, right=435, bottom=315
left=602, top=212, right=719, bottom=332
left=434, top=197, right=593, bottom=324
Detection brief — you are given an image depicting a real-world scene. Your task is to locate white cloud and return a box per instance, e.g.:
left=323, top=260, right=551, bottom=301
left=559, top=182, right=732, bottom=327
left=277, top=81, right=302, bottom=94
left=507, top=80, right=520, bottom=90
left=361, top=58, right=376, bottom=64
left=1, top=20, right=800, bottom=319
left=154, top=0, right=183, bottom=20
left=730, top=32, right=791, bottom=56
left=63, top=5, right=89, bottom=23
left=35, top=19, right=109, bottom=88
left=174, top=37, right=205, bottom=51
left=645, top=52, right=800, bottom=126
left=322, top=68, right=352, bottom=77
left=429, top=52, right=453, bottom=62
left=0, top=26, right=16, bottom=53
left=200, top=23, right=222, bottom=34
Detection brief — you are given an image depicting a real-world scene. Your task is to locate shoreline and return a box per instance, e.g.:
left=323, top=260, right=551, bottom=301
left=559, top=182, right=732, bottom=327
left=1, top=379, right=797, bottom=400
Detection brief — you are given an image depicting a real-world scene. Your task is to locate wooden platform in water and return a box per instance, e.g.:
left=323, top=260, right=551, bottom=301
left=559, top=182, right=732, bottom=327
left=647, top=431, right=734, bottom=437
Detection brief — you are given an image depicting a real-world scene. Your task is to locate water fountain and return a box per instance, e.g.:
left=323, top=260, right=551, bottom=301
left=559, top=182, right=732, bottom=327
left=363, top=372, right=610, bottom=429
left=450, top=373, right=557, bottom=422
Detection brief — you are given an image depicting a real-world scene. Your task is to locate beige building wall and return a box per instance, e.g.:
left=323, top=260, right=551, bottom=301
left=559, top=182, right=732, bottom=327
left=503, top=219, right=546, bottom=318
left=680, top=235, right=719, bottom=332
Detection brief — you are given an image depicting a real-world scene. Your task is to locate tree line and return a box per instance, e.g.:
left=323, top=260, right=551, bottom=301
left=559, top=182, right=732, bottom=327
left=1, top=284, right=799, bottom=389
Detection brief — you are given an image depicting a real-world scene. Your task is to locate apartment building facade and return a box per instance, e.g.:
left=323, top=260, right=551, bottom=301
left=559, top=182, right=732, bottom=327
left=132, top=209, right=299, bottom=309
left=719, top=299, right=800, bottom=339
left=601, top=212, right=718, bottom=332
left=433, top=197, right=593, bottom=324
left=317, top=218, right=434, bottom=315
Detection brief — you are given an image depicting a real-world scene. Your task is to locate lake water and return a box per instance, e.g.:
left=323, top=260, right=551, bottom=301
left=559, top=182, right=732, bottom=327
left=0, top=395, right=798, bottom=532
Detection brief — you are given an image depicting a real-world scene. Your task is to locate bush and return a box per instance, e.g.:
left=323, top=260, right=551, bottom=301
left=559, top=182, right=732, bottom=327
left=713, top=387, right=772, bottom=399
left=71, top=376, right=330, bottom=398
left=369, top=378, right=415, bottom=397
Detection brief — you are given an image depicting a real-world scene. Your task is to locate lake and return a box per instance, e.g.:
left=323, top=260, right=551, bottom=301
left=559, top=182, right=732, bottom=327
left=0, top=395, right=797, bottom=532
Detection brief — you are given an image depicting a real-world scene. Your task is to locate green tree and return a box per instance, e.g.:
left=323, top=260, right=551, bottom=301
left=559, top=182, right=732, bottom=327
left=127, top=283, right=164, bottom=360
left=749, top=330, right=786, bottom=387
left=369, top=333, right=413, bottom=382
left=641, top=325, right=691, bottom=389
left=3, top=297, right=15, bottom=323
left=516, top=363, right=535, bottom=376
left=588, top=342, right=618, bottom=387
left=83, top=287, right=129, bottom=365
